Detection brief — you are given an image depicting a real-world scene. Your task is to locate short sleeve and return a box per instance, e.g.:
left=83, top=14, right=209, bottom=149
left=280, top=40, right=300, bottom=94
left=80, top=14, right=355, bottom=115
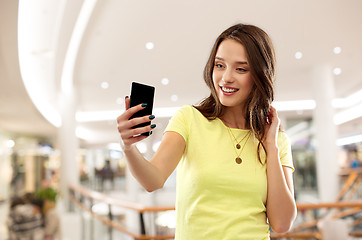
left=164, top=105, right=191, bottom=144
left=277, top=131, right=294, bottom=172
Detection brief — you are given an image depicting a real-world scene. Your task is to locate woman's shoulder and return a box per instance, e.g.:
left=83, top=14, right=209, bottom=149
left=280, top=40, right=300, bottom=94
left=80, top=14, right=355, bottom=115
left=171, top=105, right=208, bottom=127
left=175, top=105, right=202, bottom=117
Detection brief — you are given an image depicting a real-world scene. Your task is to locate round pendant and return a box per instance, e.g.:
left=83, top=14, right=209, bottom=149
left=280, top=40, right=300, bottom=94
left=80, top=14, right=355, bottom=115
left=235, top=157, right=242, bottom=164
left=236, top=144, right=241, bottom=149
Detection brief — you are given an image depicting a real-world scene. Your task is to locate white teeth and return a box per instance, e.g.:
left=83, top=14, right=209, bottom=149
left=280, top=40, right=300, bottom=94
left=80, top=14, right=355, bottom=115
left=221, top=86, right=238, bottom=93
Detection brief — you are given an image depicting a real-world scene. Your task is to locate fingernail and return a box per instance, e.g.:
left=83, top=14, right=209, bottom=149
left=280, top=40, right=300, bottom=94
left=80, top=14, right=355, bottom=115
left=125, top=96, right=129, bottom=99
left=149, top=115, right=155, bottom=120
left=141, top=103, right=148, bottom=107
left=151, top=124, right=156, bottom=129
left=149, top=131, right=153, bottom=135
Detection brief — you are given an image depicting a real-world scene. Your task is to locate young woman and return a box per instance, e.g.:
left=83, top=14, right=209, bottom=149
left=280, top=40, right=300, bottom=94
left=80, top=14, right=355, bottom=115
left=117, top=23, right=297, bottom=239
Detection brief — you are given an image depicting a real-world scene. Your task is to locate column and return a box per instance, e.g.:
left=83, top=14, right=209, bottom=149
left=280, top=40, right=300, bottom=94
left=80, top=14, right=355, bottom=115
left=58, top=90, right=79, bottom=210
left=312, top=65, right=339, bottom=202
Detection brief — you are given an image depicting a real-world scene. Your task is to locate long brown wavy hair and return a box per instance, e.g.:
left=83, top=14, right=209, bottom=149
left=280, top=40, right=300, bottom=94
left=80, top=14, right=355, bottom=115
left=194, top=23, right=276, bottom=164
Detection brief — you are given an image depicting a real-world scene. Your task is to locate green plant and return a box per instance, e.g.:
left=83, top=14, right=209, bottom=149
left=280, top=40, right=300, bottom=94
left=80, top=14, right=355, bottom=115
left=35, top=187, right=58, bottom=202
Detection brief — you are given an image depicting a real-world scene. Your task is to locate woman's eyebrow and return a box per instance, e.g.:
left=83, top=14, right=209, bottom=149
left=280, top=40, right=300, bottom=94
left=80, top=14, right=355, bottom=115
left=215, top=56, right=248, bottom=65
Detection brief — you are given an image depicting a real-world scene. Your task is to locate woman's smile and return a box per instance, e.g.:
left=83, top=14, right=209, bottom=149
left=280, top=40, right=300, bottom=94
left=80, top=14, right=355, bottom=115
left=219, top=85, right=239, bottom=95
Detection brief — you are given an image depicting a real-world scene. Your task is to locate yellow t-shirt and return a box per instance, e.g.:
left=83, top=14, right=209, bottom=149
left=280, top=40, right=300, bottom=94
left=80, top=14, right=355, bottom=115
left=165, top=105, right=294, bottom=240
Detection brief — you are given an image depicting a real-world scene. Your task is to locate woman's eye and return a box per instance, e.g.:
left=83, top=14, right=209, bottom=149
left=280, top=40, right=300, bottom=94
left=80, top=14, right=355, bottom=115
left=236, top=68, right=247, bottom=72
left=215, top=63, right=224, bottom=68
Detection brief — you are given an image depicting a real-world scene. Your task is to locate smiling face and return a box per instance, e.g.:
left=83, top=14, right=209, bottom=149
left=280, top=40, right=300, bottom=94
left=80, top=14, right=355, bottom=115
left=212, top=39, right=254, bottom=110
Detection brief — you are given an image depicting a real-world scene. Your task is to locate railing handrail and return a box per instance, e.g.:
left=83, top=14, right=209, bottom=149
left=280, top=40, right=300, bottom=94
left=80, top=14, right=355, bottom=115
left=69, top=183, right=362, bottom=239
left=70, top=183, right=362, bottom=212
left=69, top=183, right=175, bottom=212
left=69, top=183, right=175, bottom=240
left=339, top=167, right=362, bottom=176
left=296, top=201, right=362, bottom=210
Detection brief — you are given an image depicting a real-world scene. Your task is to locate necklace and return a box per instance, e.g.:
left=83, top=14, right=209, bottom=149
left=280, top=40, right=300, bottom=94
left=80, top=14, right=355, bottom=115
left=226, top=128, right=251, bottom=164
left=228, top=128, right=250, bottom=149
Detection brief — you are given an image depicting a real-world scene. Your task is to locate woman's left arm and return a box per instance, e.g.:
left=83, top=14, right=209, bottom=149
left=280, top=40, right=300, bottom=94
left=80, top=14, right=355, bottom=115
left=265, top=106, right=297, bottom=233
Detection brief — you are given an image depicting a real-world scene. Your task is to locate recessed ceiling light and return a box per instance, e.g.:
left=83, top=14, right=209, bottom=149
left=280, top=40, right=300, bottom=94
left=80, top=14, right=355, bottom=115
left=171, top=94, right=178, bottom=102
left=145, top=42, right=154, bottom=50
left=6, top=140, right=15, bottom=148
left=295, top=51, right=303, bottom=59
left=333, top=67, right=342, bottom=75
left=161, top=78, right=169, bottom=85
left=333, top=47, right=342, bottom=54
left=101, top=82, right=109, bottom=89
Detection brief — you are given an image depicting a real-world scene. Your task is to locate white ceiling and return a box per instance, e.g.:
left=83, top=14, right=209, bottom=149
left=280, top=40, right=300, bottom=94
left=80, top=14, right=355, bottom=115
left=1, top=0, right=362, bottom=147
left=0, top=0, right=56, bottom=138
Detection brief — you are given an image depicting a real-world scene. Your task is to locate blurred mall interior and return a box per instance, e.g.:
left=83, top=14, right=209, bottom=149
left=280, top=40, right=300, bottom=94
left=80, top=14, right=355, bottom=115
left=1, top=0, right=362, bottom=239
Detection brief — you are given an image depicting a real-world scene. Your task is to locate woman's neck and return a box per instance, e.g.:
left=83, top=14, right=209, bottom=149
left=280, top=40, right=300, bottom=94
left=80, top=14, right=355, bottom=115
left=220, top=107, right=248, bottom=129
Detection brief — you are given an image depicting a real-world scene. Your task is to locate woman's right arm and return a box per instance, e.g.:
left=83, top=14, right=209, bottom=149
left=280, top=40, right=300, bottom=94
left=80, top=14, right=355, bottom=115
left=117, top=97, right=185, bottom=192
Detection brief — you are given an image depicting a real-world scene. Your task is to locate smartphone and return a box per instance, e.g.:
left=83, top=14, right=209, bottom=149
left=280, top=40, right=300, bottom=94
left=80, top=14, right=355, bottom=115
left=129, top=82, right=155, bottom=136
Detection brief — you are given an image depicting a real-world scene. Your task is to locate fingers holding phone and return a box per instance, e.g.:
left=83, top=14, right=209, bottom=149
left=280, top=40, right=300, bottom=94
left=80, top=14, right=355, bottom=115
left=129, top=82, right=155, bottom=136
left=116, top=82, right=156, bottom=148
left=117, top=102, right=155, bottom=148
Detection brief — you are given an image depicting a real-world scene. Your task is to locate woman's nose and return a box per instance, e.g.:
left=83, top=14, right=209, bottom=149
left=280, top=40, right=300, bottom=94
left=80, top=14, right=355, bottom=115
left=222, top=69, right=234, bottom=83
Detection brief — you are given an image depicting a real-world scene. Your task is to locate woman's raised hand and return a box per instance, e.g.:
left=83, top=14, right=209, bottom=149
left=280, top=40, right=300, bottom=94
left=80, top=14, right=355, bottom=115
left=116, top=96, right=156, bottom=150
left=264, top=106, right=280, bottom=148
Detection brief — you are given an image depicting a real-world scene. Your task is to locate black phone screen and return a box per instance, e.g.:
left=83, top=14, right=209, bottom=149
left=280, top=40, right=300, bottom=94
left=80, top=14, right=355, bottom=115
left=129, top=82, right=155, bottom=136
